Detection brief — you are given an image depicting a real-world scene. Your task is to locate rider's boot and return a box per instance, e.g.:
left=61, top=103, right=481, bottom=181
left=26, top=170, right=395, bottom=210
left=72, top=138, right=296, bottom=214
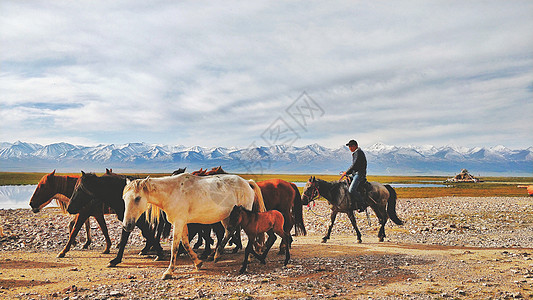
left=349, top=191, right=360, bottom=211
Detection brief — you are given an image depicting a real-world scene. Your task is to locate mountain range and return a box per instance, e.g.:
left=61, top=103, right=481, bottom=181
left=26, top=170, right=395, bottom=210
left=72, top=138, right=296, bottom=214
left=1, top=141, right=532, bottom=176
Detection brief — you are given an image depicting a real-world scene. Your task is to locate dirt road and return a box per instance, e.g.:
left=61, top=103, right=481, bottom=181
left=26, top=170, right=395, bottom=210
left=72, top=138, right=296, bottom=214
left=1, top=197, right=532, bottom=299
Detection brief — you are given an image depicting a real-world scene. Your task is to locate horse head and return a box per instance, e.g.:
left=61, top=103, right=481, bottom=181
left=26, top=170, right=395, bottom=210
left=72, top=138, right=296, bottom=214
left=172, top=168, right=187, bottom=176
left=122, top=177, right=151, bottom=232
left=228, top=205, right=244, bottom=232
left=29, top=170, right=57, bottom=213
left=301, top=176, right=318, bottom=205
left=68, top=171, right=100, bottom=214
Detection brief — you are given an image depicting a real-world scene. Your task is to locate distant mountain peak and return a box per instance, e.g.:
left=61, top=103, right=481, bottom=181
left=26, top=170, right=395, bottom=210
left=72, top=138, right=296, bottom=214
left=0, top=141, right=531, bottom=175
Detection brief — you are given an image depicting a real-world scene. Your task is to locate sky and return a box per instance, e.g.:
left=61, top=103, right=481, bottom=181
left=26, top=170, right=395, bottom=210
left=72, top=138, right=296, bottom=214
left=1, top=1, right=532, bottom=150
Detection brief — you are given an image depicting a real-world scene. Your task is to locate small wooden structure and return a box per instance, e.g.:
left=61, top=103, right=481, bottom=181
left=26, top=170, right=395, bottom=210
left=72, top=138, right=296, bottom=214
left=446, top=169, right=481, bottom=183
left=517, top=185, right=533, bottom=196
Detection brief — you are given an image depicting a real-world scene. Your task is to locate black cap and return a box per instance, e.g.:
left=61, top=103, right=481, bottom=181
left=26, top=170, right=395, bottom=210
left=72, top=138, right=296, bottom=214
left=346, top=140, right=358, bottom=146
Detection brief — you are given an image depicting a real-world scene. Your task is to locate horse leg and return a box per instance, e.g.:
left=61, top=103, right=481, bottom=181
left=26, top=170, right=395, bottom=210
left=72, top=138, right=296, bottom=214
left=68, top=218, right=77, bottom=247
left=274, top=221, right=290, bottom=266
left=259, top=230, right=277, bottom=264
left=109, top=229, right=132, bottom=267
left=279, top=211, right=293, bottom=254
left=322, top=211, right=338, bottom=243
left=199, top=226, right=214, bottom=259
left=212, top=219, right=235, bottom=262
left=371, top=206, right=388, bottom=242
left=378, top=217, right=388, bottom=242
left=231, top=225, right=243, bottom=254
left=208, top=222, right=225, bottom=261
left=282, top=233, right=291, bottom=266
left=58, top=212, right=89, bottom=258
left=239, top=235, right=257, bottom=274
left=163, top=222, right=202, bottom=280
left=82, top=219, right=92, bottom=249
left=347, top=211, right=362, bottom=243
left=137, top=218, right=165, bottom=261
left=93, top=213, right=111, bottom=254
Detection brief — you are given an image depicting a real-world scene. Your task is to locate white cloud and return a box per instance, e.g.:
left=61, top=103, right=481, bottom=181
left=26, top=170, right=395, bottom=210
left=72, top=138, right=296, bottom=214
left=1, top=1, right=532, bottom=149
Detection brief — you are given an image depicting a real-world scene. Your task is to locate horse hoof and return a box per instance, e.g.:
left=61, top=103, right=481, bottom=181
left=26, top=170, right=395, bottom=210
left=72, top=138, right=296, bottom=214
left=195, top=261, right=203, bottom=270
left=57, top=253, right=65, bottom=258
left=155, top=255, right=165, bottom=261
left=107, top=263, right=118, bottom=268
left=139, top=250, right=150, bottom=256
left=321, top=239, right=327, bottom=243
left=102, top=249, right=110, bottom=254
left=239, top=268, right=246, bottom=274
left=231, top=247, right=240, bottom=254
left=82, top=245, right=90, bottom=249
left=358, top=240, right=362, bottom=244
left=162, top=273, right=173, bottom=280
left=379, top=238, right=384, bottom=242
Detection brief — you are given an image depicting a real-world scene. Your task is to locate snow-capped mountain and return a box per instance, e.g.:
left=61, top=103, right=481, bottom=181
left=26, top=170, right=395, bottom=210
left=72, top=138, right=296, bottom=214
left=0, top=141, right=531, bottom=175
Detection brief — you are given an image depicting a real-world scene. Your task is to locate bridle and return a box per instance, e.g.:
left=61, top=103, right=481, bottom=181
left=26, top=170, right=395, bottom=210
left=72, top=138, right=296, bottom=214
left=304, top=180, right=331, bottom=217
left=303, top=181, right=321, bottom=204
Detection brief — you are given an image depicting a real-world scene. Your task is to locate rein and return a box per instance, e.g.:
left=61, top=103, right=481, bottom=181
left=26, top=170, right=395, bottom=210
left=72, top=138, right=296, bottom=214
left=304, top=182, right=330, bottom=218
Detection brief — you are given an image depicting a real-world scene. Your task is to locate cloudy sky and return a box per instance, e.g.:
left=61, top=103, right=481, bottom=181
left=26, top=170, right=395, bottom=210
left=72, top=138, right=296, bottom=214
left=1, top=1, right=532, bottom=149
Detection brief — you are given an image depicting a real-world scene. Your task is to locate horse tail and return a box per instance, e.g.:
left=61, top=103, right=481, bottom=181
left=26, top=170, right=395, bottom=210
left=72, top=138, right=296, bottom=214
left=384, top=185, right=404, bottom=225
left=290, top=182, right=307, bottom=236
left=248, top=180, right=266, bottom=212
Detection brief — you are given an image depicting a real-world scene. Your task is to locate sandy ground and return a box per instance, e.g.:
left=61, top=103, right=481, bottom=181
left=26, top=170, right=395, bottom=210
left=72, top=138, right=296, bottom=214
left=1, top=197, right=532, bottom=299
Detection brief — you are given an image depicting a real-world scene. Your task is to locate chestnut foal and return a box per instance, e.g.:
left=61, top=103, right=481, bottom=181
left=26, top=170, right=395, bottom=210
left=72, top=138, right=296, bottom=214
left=228, top=205, right=290, bottom=274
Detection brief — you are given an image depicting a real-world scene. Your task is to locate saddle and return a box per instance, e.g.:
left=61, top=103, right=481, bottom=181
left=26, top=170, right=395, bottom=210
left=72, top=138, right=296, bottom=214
left=353, top=180, right=372, bottom=212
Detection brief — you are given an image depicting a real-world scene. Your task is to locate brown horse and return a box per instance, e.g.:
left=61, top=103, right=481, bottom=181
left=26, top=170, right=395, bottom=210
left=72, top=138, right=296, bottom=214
left=228, top=205, right=290, bottom=274
left=256, top=179, right=306, bottom=252
left=29, top=170, right=112, bottom=256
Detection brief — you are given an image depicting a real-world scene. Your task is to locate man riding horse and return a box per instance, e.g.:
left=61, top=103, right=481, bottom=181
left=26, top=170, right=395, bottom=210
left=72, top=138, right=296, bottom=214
left=342, top=139, right=368, bottom=212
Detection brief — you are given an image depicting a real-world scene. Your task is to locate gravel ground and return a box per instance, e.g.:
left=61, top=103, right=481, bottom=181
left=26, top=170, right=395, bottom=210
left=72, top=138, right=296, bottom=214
left=2, top=197, right=532, bottom=252
left=1, top=196, right=533, bottom=299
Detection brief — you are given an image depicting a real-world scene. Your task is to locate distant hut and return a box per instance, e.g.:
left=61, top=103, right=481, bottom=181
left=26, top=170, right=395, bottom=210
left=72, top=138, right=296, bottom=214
left=517, top=185, right=533, bottom=196
left=447, top=169, right=481, bottom=183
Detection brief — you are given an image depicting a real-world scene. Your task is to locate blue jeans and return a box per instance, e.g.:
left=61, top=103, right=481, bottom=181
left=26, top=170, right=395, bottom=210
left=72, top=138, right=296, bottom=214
left=348, top=171, right=367, bottom=200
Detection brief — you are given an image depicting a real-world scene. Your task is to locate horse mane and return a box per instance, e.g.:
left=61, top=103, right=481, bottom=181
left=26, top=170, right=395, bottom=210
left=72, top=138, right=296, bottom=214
left=124, top=178, right=162, bottom=225
left=39, top=173, right=79, bottom=214
left=54, top=194, right=71, bottom=214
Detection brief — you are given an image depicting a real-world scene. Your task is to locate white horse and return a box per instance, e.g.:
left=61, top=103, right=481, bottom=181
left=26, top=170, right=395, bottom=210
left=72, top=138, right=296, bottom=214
left=122, top=173, right=265, bottom=279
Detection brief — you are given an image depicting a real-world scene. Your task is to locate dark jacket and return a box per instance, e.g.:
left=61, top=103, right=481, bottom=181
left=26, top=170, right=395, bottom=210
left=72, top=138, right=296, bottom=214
left=346, top=148, right=367, bottom=175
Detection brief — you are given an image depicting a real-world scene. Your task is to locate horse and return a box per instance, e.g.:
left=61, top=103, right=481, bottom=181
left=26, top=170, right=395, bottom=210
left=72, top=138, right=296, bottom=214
left=29, top=170, right=112, bottom=257
left=256, top=179, right=306, bottom=253
left=122, top=173, right=266, bottom=280
left=301, top=176, right=403, bottom=243
left=67, top=171, right=171, bottom=267
left=228, top=205, right=290, bottom=274
left=172, top=167, right=226, bottom=259
left=105, top=168, right=171, bottom=256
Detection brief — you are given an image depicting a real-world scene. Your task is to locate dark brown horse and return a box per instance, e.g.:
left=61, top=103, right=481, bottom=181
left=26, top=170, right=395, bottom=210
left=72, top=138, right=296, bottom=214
left=29, top=170, right=112, bottom=257
left=228, top=205, right=290, bottom=274
left=302, top=176, right=403, bottom=243
left=67, top=169, right=171, bottom=266
left=256, top=179, right=306, bottom=252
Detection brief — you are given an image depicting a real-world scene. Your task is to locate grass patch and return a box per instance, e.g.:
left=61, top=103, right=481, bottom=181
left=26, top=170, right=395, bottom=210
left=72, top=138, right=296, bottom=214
left=0, top=172, right=531, bottom=198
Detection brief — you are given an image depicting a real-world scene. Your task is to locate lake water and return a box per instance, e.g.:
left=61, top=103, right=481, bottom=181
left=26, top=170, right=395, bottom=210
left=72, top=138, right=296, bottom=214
left=292, top=182, right=447, bottom=188
left=0, top=181, right=447, bottom=209
left=0, top=185, right=54, bottom=209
